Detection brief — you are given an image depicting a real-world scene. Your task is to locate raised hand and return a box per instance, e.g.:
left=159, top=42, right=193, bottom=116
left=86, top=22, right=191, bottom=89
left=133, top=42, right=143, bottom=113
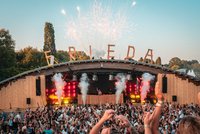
left=143, top=112, right=153, bottom=134
left=101, top=109, right=115, bottom=122
left=115, top=115, right=131, bottom=128
left=144, top=112, right=153, bottom=126
left=155, top=81, right=164, bottom=101
left=155, top=81, right=161, bottom=96
left=89, top=109, right=115, bottom=134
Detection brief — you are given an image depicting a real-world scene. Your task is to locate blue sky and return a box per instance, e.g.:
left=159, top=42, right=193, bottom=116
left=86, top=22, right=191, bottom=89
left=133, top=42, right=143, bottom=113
left=0, top=0, right=200, bottom=63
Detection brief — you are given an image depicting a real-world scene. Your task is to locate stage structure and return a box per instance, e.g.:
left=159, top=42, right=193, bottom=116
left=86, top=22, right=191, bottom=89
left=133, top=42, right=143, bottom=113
left=0, top=59, right=200, bottom=111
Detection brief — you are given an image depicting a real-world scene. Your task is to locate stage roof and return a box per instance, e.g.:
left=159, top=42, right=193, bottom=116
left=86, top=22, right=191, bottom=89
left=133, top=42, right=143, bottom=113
left=0, top=59, right=199, bottom=86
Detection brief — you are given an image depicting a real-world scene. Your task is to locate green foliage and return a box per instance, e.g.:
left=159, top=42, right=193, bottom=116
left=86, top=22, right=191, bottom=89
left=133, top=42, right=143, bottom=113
left=0, top=29, right=16, bottom=81
left=168, top=57, right=200, bottom=77
left=53, top=50, right=89, bottom=63
left=169, top=57, right=182, bottom=69
left=75, top=51, right=90, bottom=60
left=0, top=67, right=20, bottom=81
left=43, top=22, right=56, bottom=54
left=16, top=46, right=46, bottom=71
left=171, top=65, right=180, bottom=70
left=138, top=57, right=143, bottom=62
left=0, top=29, right=16, bottom=69
left=55, top=50, right=70, bottom=62
left=0, top=25, right=90, bottom=81
left=155, top=57, right=162, bottom=65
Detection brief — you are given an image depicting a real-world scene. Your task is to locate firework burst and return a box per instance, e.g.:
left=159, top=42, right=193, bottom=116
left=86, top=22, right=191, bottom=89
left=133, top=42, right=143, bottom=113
left=65, top=1, right=136, bottom=58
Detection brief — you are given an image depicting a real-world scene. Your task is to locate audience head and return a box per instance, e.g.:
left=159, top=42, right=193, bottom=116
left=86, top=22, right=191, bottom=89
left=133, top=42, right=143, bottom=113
left=177, top=116, right=200, bottom=134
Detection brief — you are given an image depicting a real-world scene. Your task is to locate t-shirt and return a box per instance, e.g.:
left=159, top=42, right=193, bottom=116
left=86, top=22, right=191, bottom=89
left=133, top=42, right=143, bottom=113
left=43, top=129, right=53, bottom=134
left=27, top=127, right=34, bottom=134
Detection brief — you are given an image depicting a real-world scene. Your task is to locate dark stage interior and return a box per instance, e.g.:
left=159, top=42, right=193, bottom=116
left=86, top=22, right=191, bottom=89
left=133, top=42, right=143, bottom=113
left=45, top=71, right=157, bottom=104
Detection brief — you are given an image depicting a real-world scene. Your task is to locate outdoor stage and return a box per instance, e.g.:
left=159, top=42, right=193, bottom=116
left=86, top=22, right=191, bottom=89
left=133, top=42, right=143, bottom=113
left=0, top=60, right=200, bottom=111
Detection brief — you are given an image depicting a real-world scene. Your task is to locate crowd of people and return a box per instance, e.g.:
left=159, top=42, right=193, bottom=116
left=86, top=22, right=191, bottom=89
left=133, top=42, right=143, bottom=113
left=1, top=81, right=200, bottom=134
left=0, top=100, right=200, bottom=133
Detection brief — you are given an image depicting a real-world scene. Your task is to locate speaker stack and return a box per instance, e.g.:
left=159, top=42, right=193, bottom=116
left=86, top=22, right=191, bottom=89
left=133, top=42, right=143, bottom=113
left=162, top=75, right=167, bottom=93
left=26, top=98, right=31, bottom=104
left=36, top=77, right=41, bottom=96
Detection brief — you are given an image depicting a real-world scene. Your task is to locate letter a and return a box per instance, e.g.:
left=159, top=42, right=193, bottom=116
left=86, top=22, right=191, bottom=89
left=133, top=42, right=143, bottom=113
left=144, top=49, right=153, bottom=64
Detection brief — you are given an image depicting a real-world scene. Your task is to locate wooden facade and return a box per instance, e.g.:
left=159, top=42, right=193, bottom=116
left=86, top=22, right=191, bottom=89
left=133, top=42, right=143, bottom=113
left=157, top=74, right=200, bottom=104
left=0, top=75, right=46, bottom=111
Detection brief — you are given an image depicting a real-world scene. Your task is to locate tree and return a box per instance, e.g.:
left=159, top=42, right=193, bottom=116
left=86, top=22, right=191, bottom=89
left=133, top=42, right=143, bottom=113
left=171, top=65, right=180, bottom=70
left=0, top=29, right=16, bottom=69
left=75, top=51, right=90, bottom=60
left=55, top=50, right=70, bottom=62
left=155, top=57, right=162, bottom=65
left=16, top=46, right=46, bottom=72
left=0, top=29, right=16, bottom=81
left=138, top=57, right=143, bottom=62
left=55, top=50, right=89, bottom=62
left=169, top=57, right=182, bottom=70
left=188, top=60, right=199, bottom=65
left=43, top=22, right=56, bottom=54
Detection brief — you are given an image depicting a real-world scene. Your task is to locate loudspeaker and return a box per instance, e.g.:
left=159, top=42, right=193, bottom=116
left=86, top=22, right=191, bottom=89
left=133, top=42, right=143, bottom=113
left=26, top=98, right=31, bottom=104
left=172, top=95, right=177, bottom=102
left=162, top=75, right=167, bottom=93
left=36, top=77, right=41, bottom=96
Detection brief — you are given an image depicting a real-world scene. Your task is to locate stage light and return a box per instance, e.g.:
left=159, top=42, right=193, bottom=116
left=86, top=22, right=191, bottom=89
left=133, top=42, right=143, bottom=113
left=130, top=94, right=136, bottom=99
left=73, top=85, right=75, bottom=89
left=46, top=79, right=78, bottom=105
left=64, top=100, right=69, bottom=104
left=49, top=95, right=58, bottom=99
left=136, top=95, right=140, bottom=99
left=109, top=74, right=114, bottom=80
left=92, top=74, right=98, bottom=81
left=131, top=99, right=136, bottom=103
left=72, top=75, right=77, bottom=81
left=127, top=74, right=132, bottom=81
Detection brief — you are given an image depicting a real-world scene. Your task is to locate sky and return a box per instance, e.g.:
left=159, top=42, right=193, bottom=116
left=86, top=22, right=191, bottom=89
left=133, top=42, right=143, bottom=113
left=0, top=0, right=200, bottom=64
